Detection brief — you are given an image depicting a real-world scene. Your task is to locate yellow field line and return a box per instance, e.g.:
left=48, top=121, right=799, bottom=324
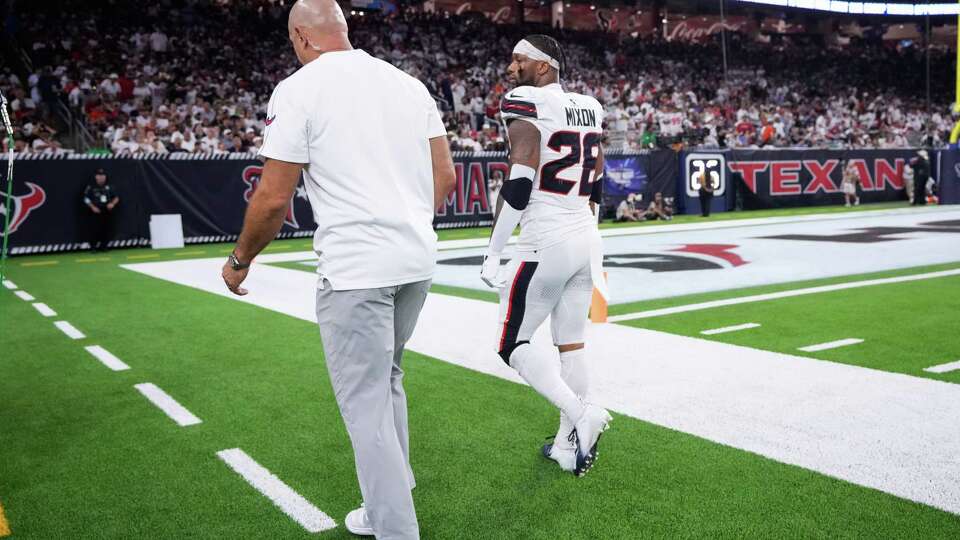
left=175, top=251, right=207, bottom=257
left=0, top=501, right=11, bottom=537
left=126, top=254, right=160, bottom=260
left=20, top=260, right=58, bottom=267
left=75, top=257, right=110, bottom=263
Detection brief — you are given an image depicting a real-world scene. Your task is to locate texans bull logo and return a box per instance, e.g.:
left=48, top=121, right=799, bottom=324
left=241, top=165, right=305, bottom=229
left=0, top=182, right=46, bottom=235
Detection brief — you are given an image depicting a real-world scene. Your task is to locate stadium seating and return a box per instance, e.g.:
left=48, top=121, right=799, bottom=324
left=1, top=0, right=953, bottom=154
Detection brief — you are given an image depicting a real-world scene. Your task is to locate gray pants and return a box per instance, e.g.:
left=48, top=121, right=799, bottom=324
left=315, top=279, right=430, bottom=540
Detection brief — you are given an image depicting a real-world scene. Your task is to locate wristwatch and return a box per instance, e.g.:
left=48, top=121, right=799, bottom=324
left=228, top=252, right=250, bottom=270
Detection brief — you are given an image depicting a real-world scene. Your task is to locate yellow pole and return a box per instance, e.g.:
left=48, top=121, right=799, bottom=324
left=952, top=1, right=960, bottom=143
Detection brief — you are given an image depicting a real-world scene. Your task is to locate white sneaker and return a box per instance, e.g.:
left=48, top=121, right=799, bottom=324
left=572, top=404, right=613, bottom=477
left=345, top=505, right=374, bottom=536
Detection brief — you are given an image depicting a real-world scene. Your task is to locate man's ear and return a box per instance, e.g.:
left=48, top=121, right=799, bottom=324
left=293, top=26, right=308, bottom=48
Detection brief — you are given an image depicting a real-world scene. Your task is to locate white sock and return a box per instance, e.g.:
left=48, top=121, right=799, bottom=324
left=509, top=344, right=585, bottom=423
left=560, top=348, right=589, bottom=399
left=555, top=348, right=589, bottom=447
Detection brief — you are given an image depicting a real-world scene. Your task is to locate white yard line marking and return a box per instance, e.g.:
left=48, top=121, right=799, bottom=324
left=31, top=303, right=57, bottom=317
left=14, top=290, right=34, bottom=301
left=124, top=258, right=960, bottom=516
left=53, top=320, right=85, bottom=340
left=610, top=269, right=960, bottom=322
left=84, top=345, right=130, bottom=371
left=2, top=279, right=16, bottom=290
left=798, top=338, right=864, bottom=353
left=216, top=448, right=337, bottom=533
left=924, top=360, right=960, bottom=374
left=701, top=323, right=761, bottom=335
left=134, top=383, right=202, bottom=427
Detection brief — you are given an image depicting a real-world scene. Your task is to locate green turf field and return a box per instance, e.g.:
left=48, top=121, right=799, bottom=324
left=2, top=201, right=959, bottom=538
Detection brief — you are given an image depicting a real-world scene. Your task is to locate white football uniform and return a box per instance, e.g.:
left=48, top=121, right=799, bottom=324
left=500, top=83, right=605, bottom=253
left=495, top=83, right=605, bottom=354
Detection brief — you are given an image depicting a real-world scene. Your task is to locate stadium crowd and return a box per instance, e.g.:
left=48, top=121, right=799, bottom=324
left=1, top=0, right=953, bottom=155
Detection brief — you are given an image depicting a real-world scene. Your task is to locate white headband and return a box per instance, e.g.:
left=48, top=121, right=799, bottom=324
left=513, top=39, right=560, bottom=71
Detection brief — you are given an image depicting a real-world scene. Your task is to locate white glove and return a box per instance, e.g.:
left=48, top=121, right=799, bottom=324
left=481, top=255, right=506, bottom=289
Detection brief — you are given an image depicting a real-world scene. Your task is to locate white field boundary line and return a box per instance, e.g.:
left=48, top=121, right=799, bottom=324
left=924, top=360, right=960, bottom=374
left=2, top=279, right=16, bottom=289
left=84, top=346, right=130, bottom=371
left=53, top=320, right=86, bottom=340
left=798, top=338, right=864, bottom=353
left=701, top=323, right=760, bottom=335
left=31, top=303, right=57, bottom=317
left=435, top=205, right=955, bottom=251
left=134, top=383, right=202, bottom=427
left=216, top=448, right=337, bottom=533
left=13, top=290, right=34, bottom=301
left=610, top=269, right=960, bottom=322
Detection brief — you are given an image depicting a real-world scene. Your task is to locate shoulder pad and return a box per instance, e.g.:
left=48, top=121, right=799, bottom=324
left=500, top=86, right=540, bottom=120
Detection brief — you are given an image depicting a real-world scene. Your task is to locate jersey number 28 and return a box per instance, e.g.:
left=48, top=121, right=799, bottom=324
left=540, top=131, right=602, bottom=196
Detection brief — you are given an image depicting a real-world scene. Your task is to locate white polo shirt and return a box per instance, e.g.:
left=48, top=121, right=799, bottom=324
left=259, top=49, right=447, bottom=290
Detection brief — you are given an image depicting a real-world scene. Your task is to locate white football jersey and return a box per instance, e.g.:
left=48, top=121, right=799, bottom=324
left=500, top=83, right=604, bottom=252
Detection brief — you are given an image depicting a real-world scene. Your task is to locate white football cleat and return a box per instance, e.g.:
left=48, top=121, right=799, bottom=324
left=345, top=504, right=374, bottom=536
left=572, top=404, right=612, bottom=477
left=541, top=439, right=576, bottom=472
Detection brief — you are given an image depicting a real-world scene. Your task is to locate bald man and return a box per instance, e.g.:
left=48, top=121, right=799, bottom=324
left=221, top=1, right=456, bottom=538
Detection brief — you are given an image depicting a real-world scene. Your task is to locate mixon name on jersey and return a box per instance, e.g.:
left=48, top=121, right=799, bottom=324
left=565, top=106, right=598, bottom=127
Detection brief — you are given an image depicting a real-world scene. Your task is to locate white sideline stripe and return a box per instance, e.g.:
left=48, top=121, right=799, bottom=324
left=14, top=290, right=34, bottom=301
left=123, top=257, right=960, bottom=515
left=31, top=302, right=57, bottom=317
left=609, top=269, right=960, bottom=322
left=924, top=360, right=960, bottom=374
left=134, top=383, right=202, bottom=426
left=798, top=338, right=864, bottom=352
left=2, top=279, right=16, bottom=289
left=84, top=345, right=130, bottom=371
left=216, top=448, right=336, bottom=533
left=53, top=320, right=85, bottom=340
left=701, top=323, right=761, bottom=335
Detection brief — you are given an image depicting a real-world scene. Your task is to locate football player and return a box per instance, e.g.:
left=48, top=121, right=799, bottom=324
left=481, top=35, right=611, bottom=476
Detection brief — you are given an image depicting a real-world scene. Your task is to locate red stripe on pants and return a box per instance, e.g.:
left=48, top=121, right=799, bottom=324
left=499, top=262, right=527, bottom=351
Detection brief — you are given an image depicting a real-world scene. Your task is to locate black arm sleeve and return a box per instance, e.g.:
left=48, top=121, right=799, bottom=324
left=499, top=177, right=534, bottom=211
left=590, top=175, right=604, bottom=205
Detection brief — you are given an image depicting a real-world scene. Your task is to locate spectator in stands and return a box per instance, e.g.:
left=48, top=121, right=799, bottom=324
left=82, top=168, right=120, bottom=252
left=913, top=150, right=931, bottom=206
left=488, top=169, right=504, bottom=210
left=903, top=161, right=915, bottom=204
left=926, top=175, right=939, bottom=205
left=616, top=193, right=643, bottom=222
left=841, top=161, right=860, bottom=207
left=698, top=171, right=715, bottom=217
left=7, top=1, right=958, bottom=155
left=645, top=192, right=673, bottom=221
